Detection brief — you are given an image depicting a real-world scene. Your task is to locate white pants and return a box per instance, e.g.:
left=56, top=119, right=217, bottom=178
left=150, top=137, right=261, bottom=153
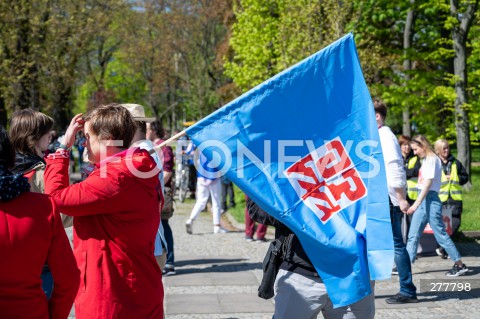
left=188, top=177, right=222, bottom=225
left=273, top=269, right=375, bottom=319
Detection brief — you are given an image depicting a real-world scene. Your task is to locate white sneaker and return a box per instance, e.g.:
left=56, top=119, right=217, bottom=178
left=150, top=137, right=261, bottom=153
left=214, top=226, right=228, bottom=234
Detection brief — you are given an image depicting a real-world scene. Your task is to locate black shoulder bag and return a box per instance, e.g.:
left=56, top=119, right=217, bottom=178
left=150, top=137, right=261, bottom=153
left=258, top=234, right=287, bottom=299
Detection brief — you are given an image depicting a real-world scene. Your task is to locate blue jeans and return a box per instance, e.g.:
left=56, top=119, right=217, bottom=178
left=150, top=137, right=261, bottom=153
left=406, top=191, right=461, bottom=262
left=162, top=219, right=174, bottom=266
left=391, top=206, right=417, bottom=298
left=41, top=267, right=53, bottom=299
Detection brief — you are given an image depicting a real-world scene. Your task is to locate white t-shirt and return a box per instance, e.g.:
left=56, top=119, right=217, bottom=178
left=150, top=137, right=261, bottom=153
left=378, top=126, right=406, bottom=206
left=417, top=155, right=442, bottom=192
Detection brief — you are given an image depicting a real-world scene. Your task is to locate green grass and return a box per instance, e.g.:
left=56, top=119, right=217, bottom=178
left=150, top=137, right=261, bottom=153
left=473, top=148, right=480, bottom=162
left=459, top=165, right=480, bottom=231
left=451, top=147, right=480, bottom=162
left=228, top=185, right=247, bottom=223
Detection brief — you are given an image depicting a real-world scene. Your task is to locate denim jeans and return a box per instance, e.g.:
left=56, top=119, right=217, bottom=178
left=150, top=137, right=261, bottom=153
left=162, top=219, right=174, bottom=266
left=41, top=267, right=53, bottom=299
left=406, top=191, right=461, bottom=262
left=391, top=206, right=417, bottom=298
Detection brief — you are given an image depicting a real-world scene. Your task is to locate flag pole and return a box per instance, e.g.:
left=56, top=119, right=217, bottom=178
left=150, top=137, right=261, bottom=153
left=149, top=130, right=186, bottom=154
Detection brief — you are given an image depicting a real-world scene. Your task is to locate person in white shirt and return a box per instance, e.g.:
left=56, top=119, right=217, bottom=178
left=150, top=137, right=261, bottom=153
left=406, top=135, right=468, bottom=277
left=121, top=104, right=168, bottom=271
left=185, top=148, right=228, bottom=234
left=375, top=100, right=418, bottom=304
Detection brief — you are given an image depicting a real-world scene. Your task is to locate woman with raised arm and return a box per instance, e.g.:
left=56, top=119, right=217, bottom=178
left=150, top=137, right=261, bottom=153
left=44, top=104, right=164, bottom=318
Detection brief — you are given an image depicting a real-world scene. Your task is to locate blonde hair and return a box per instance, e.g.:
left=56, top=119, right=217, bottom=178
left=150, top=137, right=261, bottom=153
left=410, top=135, right=436, bottom=157
left=433, top=139, right=449, bottom=156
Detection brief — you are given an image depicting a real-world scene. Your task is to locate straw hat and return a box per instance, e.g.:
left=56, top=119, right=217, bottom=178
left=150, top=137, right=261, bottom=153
left=120, top=104, right=156, bottom=122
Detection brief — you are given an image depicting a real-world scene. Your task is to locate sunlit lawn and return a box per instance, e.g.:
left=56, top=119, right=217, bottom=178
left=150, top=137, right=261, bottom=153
left=460, top=165, right=480, bottom=231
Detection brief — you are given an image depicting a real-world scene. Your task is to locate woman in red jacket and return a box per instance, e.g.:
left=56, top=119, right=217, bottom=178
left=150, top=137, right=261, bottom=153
left=0, top=125, right=79, bottom=319
left=44, top=104, right=164, bottom=319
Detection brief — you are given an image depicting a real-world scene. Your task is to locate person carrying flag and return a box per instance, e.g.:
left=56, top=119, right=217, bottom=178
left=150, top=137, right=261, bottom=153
left=247, top=198, right=375, bottom=319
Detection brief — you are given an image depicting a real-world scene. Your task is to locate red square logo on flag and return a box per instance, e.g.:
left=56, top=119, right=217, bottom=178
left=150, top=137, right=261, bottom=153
left=285, top=138, right=367, bottom=223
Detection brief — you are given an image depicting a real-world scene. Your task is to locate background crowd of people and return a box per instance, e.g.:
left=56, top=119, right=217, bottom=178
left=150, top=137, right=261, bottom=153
left=0, top=100, right=471, bottom=318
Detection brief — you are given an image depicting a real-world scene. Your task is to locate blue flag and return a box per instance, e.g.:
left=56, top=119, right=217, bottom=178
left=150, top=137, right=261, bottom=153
left=186, top=33, right=393, bottom=307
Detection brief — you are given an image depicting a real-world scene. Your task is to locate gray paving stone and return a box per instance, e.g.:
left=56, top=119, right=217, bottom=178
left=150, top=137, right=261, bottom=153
left=219, top=293, right=274, bottom=313
left=166, top=199, right=480, bottom=318
left=64, top=197, right=480, bottom=318
left=167, top=294, right=222, bottom=314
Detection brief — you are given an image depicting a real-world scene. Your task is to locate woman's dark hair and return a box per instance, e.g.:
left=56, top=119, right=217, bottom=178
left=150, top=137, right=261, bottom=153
left=84, top=103, right=137, bottom=148
left=398, top=135, right=411, bottom=146
left=9, top=109, right=54, bottom=155
left=373, top=99, right=387, bottom=119
left=0, top=125, right=15, bottom=168
left=150, top=120, right=165, bottom=139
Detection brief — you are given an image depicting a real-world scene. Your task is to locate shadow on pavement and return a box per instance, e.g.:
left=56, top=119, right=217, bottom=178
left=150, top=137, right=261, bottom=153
left=175, top=260, right=263, bottom=275
left=176, top=258, right=247, bottom=267
left=414, top=265, right=479, bottom=276
left=416, top=288, right=480, bottom=301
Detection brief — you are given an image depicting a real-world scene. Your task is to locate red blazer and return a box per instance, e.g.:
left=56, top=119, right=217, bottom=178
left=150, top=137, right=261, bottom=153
left=0, top=192, right=79, bottom=319
left=45, top=149, right=163, bottom=319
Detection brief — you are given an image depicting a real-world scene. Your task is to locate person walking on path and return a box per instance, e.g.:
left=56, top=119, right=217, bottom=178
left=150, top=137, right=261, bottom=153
left=374, top=100, right=418, bottom=304
left=0, top=125, right=79, bottom=319
left=148, top=119, right=176, bottom=276
left=185, top=148, right=228, bottom=234
left=221, top=175, right=235, bottom=213
left=433, top=138, right=469, bottom=259
left=244, top=195, right=268, bottom=242
left=121, top=104, right=168, bottom=272
left=406, top=135, right=468, bottom=277
left=399, top=135, right=421, bottom=205
left=44, top=104, right=164, bottom=318
left=247, top=198, right=375, bottom=318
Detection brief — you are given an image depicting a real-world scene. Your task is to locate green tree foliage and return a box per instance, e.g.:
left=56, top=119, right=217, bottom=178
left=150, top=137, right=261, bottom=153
left=2, top=0, right=478, bottom=157
left=225, top=0, right=356, bottom=91
left=225, top=0, right=479, bottom=175
left=224, top=0, right=281, bottom=90
left=0, top=0, right=129, bottom=128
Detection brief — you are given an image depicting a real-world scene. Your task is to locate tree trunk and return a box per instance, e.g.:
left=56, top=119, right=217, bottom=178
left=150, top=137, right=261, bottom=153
left=0, top=96, right=8, bottom=127
left=402, top=0, right=415, bottom=137
left=452, top=35, right=470, bottom=179
left=52, top=84, right=73, bottom=130
left=450, top=0, right=478, bottom=184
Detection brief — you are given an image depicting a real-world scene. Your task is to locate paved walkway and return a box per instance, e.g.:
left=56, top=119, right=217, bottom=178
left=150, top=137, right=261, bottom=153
left=165, top=200, right=480, bottom=319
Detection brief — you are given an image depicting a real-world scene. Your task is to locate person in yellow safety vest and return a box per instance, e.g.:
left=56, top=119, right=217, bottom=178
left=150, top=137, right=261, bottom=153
left=399, top=135, right=421, bottom=205
left=433, top=138, right=469, bottom=259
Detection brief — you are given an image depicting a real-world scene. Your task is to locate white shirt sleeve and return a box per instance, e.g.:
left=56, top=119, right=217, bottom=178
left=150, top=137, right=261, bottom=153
left=386, top=161, right=406, bottom=189
left=378, top=126, right=406, bottom=205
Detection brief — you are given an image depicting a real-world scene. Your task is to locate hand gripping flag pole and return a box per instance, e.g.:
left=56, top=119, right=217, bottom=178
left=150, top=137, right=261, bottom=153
left=152, top=33, right=394, bottom=308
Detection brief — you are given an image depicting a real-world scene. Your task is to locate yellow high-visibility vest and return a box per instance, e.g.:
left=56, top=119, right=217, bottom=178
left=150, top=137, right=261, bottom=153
left=406, top=156, right=419, bottom=200
left=439, top=161, right=463, bottom=202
